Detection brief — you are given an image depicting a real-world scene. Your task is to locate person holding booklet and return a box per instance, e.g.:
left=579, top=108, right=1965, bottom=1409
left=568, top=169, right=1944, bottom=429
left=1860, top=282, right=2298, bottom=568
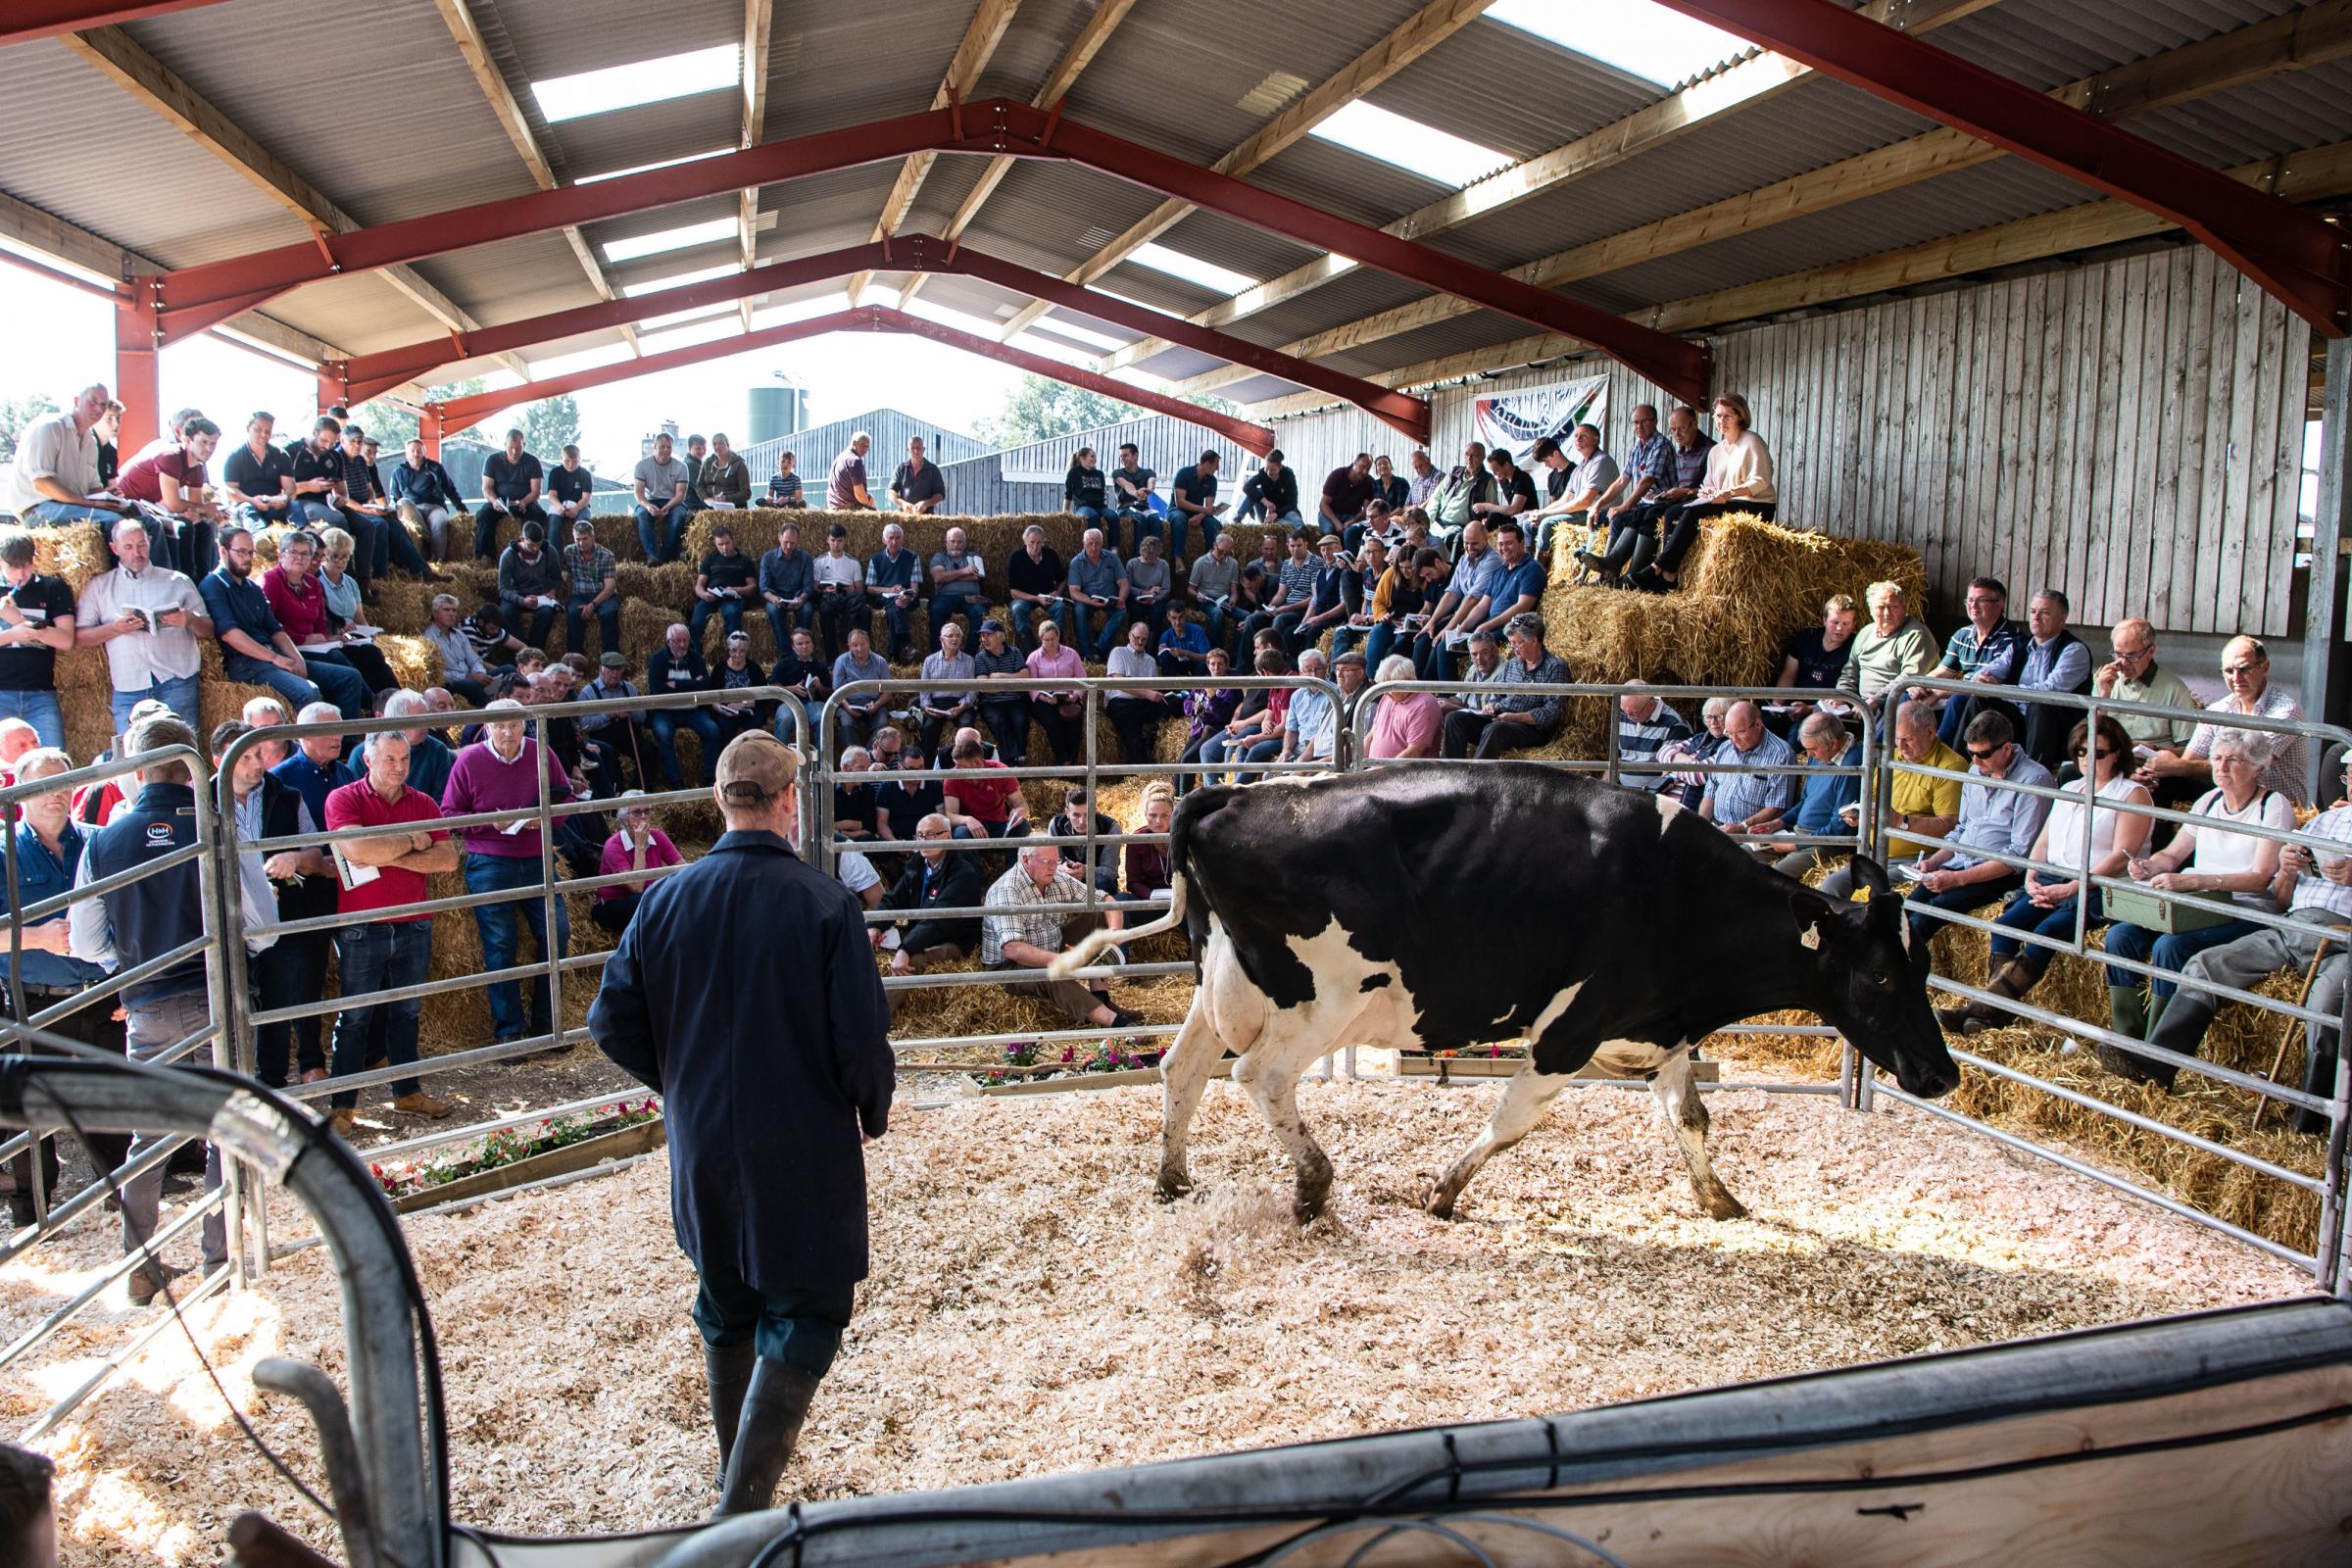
left=1185, top=533, right=1240, bottom=652
left=595, top=792, right=682, bottom=934
left=1004, top=523, right=1073, bottom=650
left=312, top=526, right=400, bottom=695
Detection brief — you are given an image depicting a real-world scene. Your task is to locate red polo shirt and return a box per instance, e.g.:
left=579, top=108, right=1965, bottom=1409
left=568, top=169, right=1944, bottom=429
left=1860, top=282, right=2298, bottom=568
left=263, top=564, right=335, bottom=644
left=323, top=778, right=446, bottom=920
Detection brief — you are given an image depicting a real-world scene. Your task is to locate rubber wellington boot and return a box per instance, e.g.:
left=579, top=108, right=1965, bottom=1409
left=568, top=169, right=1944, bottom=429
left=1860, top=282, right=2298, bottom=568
left=714, top=1358, right=823, bottom=1517
left=705, top=1341, right=756, bottom=1486
left=2106, top=986, right=2147, bottom=1046
left=1935, top=956, right=2044, bottom=1035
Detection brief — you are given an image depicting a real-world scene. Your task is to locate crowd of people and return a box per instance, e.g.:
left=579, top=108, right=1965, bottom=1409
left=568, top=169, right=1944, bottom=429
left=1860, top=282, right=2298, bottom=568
left=3, top=378, right=2345, bottom=1306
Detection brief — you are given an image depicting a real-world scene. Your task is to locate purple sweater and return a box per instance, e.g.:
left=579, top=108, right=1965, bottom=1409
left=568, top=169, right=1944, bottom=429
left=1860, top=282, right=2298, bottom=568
left=440, top=737, right=575, bottom=858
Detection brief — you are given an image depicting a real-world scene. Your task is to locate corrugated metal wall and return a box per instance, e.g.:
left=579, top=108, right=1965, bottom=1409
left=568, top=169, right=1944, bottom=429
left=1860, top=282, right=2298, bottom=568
left=738, top=409, right=993, bottom=511
left=955, top=246, right=2307, bottom=635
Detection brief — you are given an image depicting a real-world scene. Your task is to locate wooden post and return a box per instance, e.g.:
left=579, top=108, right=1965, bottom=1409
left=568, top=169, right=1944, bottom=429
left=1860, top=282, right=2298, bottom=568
left=2303, top=338, right=2350, bottom=786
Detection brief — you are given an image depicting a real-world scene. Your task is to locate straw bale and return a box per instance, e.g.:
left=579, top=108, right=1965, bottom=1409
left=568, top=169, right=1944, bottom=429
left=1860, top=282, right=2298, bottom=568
left=18, top=1081, right=2303, bottom=1558
left=368, top=579, right=439, bottom=639
left=617, top=563, right=697, bottom=616
left=375, top=633, right=440, bottom=692
left=470, top=509, right=632, bottom=563
left=53, top=649, right=120, bottom=762
left=29, top=522, right=112, bottom=596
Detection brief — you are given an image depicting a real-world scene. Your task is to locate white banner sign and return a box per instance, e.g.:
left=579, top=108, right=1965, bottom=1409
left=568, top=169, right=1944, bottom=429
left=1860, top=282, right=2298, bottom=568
left=1472, top=374, right=1609, bottom=458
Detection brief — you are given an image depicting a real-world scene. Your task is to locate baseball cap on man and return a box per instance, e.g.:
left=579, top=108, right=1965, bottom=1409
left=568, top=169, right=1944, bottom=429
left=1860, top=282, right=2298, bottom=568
left=715, top=731, right=801, bottom=806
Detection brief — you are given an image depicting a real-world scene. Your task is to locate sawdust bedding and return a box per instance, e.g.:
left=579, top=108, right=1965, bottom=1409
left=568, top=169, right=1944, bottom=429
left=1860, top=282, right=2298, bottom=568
left=8, top=1076, right=2311, bottom=1562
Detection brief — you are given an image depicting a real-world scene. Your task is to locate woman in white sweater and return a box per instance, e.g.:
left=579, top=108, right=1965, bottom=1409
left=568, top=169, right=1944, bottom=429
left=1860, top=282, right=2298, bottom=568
left=1633, top=392, right=1777, bottom=591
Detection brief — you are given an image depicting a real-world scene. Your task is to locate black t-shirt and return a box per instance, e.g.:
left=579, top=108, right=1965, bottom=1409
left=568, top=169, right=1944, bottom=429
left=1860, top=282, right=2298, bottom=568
left=287, top=441, right=343, bottom=494
left=222, top=443, right=293, bottom=507
left=770, top=652, right=828, bottom=695
left=548, top=464, right=594, bottom=506
left=483, top=451, right=544, bottom=504
left=1495, top=468, right=1539, bottom=512
left=0, top=572, right=75, bottom=691
left=877, top=767, right=942, bottom=839
left=1245, top=466, right=1298, bottom=515
left=342, top=453, right=382, bottom=504
left=1005, top=547, right=1065, bottom=600
left=833, top=781, right=877, bottom=836
left=699, top=551, right=757, bottom=593
left=1169, top=465, right=1217, bottom=513
left=1545, top=466, right=1571, bottom=503
left=1113, top=465, right=1156, bottom=509
left=1783, top=626, right=1849, bottom=690
left=893, top=460, right=945, bottom=504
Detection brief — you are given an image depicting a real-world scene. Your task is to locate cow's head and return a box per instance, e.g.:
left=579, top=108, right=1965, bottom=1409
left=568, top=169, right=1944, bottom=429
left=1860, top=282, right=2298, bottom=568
left=1789, top=857, right=1960, bottom=1099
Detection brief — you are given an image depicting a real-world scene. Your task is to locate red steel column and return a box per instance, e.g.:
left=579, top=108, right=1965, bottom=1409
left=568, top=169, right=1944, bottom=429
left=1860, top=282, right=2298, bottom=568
left=114, top=277, right=162, bottom=455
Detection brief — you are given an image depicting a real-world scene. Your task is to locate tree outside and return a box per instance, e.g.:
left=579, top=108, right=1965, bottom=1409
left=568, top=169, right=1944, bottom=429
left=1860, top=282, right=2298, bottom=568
left=974, top=376, right=1141, bottom=449
left=0, top=394, right=60, bottom=466
left=350, top=379, right=490, bottom=451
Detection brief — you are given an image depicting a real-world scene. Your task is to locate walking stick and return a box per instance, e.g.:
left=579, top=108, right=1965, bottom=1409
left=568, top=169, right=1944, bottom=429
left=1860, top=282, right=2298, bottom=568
left=2250, top=930, right=2343, bottom=1133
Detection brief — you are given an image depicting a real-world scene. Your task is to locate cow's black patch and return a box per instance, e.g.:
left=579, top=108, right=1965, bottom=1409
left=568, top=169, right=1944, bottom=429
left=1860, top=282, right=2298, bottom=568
left=1359, top=973, right=1392, bottom=992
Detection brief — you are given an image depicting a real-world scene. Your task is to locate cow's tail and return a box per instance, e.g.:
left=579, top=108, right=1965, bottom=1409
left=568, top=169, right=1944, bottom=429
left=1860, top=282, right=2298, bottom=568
left=1048, top=872, right=1188, bottom=980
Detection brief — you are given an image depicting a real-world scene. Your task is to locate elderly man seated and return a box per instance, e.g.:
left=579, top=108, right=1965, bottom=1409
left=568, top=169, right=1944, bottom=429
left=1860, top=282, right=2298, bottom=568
left=1699, top=700, right=1799, bottom=844
left=1820, top=700, right=1966, bottom=899
left=981, top=843, right=1134, bottom=1028
left=1897, top=709, right=2053, bottom=946
left=873, top=813, right=988, bottom=996
left=1439, top=612, right=1570, bottom=760
left=1614, top=681, right=1690, bottom=792
left=1760, top=711, right=1863, bottom=878
left=2122, top=751, right=2352, bottom=1133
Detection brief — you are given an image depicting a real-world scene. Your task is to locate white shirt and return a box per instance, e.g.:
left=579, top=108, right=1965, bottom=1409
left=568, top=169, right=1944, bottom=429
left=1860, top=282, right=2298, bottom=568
left=838, top=848, right=880, bottom=895
left=2182, top=787, right=2296, bottom=909
left=75, top=565, right=207, bottom=689
left=3, top=411, right=100, bottom=514
left=2041, top=772, right=2148, bottom=877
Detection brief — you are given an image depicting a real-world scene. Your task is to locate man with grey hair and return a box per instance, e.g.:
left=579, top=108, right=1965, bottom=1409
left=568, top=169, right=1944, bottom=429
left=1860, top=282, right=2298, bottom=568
left=383, top=688, right=456, bottom=797
left=3, top=381, right=129, bottom=528
left=874, top=812, right=986, bottom=983
left=890, top=434, right=946, bottom=515
left=645, top=621, right=720, bottom=789
left=443, top=698, right=574, bottom=1052
left=1758, top=710, right=1863, bottom=877
left=1698, top=700, right=1800, bottom=838
left=827, top=430, right=875, bottom=510
left=981, top=842, right=1133, bottom=1028
left=72, top=712, right=268, bottom=1301
left=592, top=730, right=894, bottom=1516
left=1066, top=525, right=1130, bottom=660
left=1440, top=612, right=1569, bottom=759
left=1897, top=707, right=2053, bottom=945
left=864, top=521, right=922, bottom=662
left=1614, top=680, right=1692, bottom=793
left=73, top=514, right=210, bottom=733
left=927, top=525, right=987, bottom=649
left=419, top=593, right=493, bottom=707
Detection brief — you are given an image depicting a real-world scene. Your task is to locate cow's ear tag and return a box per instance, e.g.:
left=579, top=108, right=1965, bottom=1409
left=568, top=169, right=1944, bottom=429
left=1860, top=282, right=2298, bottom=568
left=1798, top=923, right=1822, bottom=951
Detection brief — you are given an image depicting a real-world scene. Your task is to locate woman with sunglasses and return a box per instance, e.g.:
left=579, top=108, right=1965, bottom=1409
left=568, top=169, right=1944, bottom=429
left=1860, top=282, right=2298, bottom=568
left=2099, top=728, right=2294, bottom=1043
left=1937, top=713, right=2151, bottom=1035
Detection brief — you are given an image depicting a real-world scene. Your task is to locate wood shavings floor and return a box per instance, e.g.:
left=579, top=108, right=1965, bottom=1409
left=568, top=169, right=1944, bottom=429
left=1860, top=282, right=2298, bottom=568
left=5, top=1079, right=2312, bottom=1563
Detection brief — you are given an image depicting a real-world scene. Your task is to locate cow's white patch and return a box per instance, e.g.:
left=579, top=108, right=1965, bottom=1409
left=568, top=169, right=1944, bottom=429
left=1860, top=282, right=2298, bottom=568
left=1589, top=1037, right=1679, bottom=1077
left=1283, top=916, right=1425, bottom=1051
left=1521, top=982, right=1583, bottom=1044
left=1655, top=793, right=1683, bottom=829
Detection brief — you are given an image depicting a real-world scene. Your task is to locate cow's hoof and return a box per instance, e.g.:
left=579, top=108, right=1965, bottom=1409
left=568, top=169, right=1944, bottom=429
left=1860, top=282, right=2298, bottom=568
left=1699, top=1190, right=1749, bottom=1222
left=1155, top=1174, right=1193, bottom=1204
left=1418, top=1177, right=1458, bottom=1220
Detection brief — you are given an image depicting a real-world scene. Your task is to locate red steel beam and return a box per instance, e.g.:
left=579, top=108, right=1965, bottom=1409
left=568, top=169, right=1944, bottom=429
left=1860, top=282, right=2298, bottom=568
left=147, top=97, right=1708, bottom=404
left=1647, top=0, right=2350, bottom=337
left=339, top=234, right=1430, bottom=441
left=426, top=307, right=1279, bottom=456
left=2, top=0, right=230, bottom=47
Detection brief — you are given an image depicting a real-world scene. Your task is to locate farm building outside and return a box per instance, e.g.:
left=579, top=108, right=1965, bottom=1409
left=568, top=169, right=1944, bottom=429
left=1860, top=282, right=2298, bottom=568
left=0, top=0, right=2350, bottom=1563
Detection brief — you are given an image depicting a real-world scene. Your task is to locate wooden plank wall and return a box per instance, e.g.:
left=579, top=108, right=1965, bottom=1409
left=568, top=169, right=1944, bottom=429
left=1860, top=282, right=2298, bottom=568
left=1707, top=245, right=2311, bottom=635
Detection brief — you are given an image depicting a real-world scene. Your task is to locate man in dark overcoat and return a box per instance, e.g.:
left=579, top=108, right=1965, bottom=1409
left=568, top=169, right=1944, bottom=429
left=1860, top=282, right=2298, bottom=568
left=590, top=730, right=893, bottom=1516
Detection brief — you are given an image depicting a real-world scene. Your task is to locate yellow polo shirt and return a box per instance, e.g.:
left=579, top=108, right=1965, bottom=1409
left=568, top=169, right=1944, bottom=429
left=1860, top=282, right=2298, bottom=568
left=1891, top=740, right=1966, bottom=858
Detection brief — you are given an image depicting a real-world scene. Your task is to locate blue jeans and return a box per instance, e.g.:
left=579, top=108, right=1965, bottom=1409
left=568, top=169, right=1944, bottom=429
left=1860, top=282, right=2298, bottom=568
left=1989, top=887, right=2104, bottom=961
left=764, top=601, right=810, bottom=655
left=463, top=853, right=569, bottom=1043
left=108, top=672, right=201, bottom=736
left=651, top=707, right=723, bottom=786
left=636, top=503, right=688, bottom=564
left=689, top=595, right=744, bottom=646
left=0, top=689, right=65, bottom=749
left=360, top=506, right=431, bottom=578
left=2103, top=916, right=2262, bottom=999
left=226, top=649, right=368, bottom=719
left=568, top=594, right=620, bottom=658
left=1074, top=604, right=1128, bottom=660
left=291, top=497, right=342, bottom=531
left=503, top=596, right=556, bottom=650
left=1011, top=598, right=1074, bottom=650
left=330, top=919, right=432, bottom=1106
left=931, top=587, right=987, bottom=648
left=1073, top=505, right=1107, bottom=550
left=1361, top=618, right=1408, bottom=674
left=692, top=1263, right=855, bottom=1371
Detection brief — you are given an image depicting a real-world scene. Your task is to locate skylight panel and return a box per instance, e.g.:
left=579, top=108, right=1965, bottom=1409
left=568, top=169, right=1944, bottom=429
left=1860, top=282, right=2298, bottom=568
left=575, top=147, right=733, bottom=184
left=1488, top=0, right=1744, bottom=89
left=1084, top=285, right=1179, bottom=318
left=899, top=296, right=1011, bottom=338
left=1008, top=331, right=1093, bottom=368
left=1307, top=101, right=1509, bottom=187
left=748, top=291, right=854, bottom=328
left=641, top=300, right=740, bottom=332
left=1040, top=314, right=1130, bottom=353
left=1129, top=243, right=1258, bottom=297
left=603, top=218, right=740, bottom=265
left=637, top=316, right=743, bottom=356
left=531, top=342, right=636, bottom=378
left=621, top=263, right=741, bottom=298
left=530, top=44, right=741, bottom=124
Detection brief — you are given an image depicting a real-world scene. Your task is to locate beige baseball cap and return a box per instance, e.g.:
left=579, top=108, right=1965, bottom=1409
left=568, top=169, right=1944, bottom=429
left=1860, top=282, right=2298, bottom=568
left=715, top=731, right=801, bottom=806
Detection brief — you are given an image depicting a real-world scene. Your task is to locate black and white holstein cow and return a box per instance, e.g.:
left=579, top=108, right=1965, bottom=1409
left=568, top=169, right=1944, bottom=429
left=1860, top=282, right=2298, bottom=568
left=1052, top=765, right=1960, bottom=1222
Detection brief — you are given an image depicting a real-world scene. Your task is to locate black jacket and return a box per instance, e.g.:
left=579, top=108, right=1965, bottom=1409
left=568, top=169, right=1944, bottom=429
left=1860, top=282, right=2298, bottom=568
left=82, top=781, right=205, bottom=1007
left=645, top=645, right=710, bottom=697
left=590, top=831, right=893, bottom=1290
left=881, top=853, right=986, bottom=955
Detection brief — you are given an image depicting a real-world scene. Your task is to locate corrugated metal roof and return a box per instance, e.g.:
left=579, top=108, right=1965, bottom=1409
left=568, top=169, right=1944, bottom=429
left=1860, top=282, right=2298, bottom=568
left=956, top=158, right=1171, bottom=279
left=1151, top=209, right=1327, bottom=291
left=415, top=232, right=606, bottom=329
left=1246, top=137, right=1467, bottom=230
left=262, top=269, right=468, bottom=358
left=971, top=0, right=1098, bottom=102
left=476, top=0, right=739, bottom=82
left=2128, top=56, right=2352, bottom=167
left=550, top=96, right=747, bottom=186
left=759, top=0, right=971, bottom=142
left=1368, top=16, right=1665, bottom=165
left=1929, top=0, right=2307, bottom=90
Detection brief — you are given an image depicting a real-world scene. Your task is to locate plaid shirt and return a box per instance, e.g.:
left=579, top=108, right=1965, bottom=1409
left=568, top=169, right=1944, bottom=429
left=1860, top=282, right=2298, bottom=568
left=981, top=864, right=1093, bottom=966
left=563, top=542, right=615, bottom=598
left=2288, top=805, right=2352, bottom=923
left=1491, top=649, right=1573, bottom=727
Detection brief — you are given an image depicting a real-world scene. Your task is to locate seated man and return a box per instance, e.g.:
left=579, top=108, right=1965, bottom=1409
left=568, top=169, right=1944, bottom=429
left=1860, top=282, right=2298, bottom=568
left=546, top=443, right=595, bottom=529
left=631, top=432, right=693, bottom=565
left=643, top=622, right=720, bottom=788
left=829, top=627, right=893, bottom=751
left=1820, top=700, right=1967, bottom=898
left=389, top=436, right=471, bottom=563
left=1004, top=525, right=1073, bottom=651
left=2125, top=751, right=2352, bottom=1132
left=1760, top=710, right=1862, bottom=879
left=1771, top=593, right=1860, bottom=736
left=864, top=522, right=923, bottom=663
left=1614, top=683, right=1691, bottom=793
left=941, top=731, right=1026, bottom=838
left=765, top=450, right=805, bottom=506
left=981, top=843, right=1134, bottom=1029
left=1439, top=612, right=1569, bottom=760
left=1527, top=424, right=1617, bottom=564
left=594, top=793, right=682, bottom=935
left=199, top=526, right=368, bottom=718
left=1912, top=576, right=2022, bottom=749
left=874, top=812, right=987, bottom=987
left=1900, top=709, right=2054, bottom=947
left=478, top=427, right=549, bottom=561
left=1155, top=598, right=1212, bottom=678
left=811, top=524, right=867, bottom=659
left=1064, top=527, right=1130, bottom=661
left=1698, top=700, right=1800, bottom=844
left=1285, top=535, right=1352, bottom=658
left=1239, top=450, right=1302, bottom=528
left=927, top=526, right=988, bottom=649
left=562, top=517, right=620, bottom=659
left=1125, top=534, right=1173, bottom=643
left=335, top=421, right=432, bottom=583
left=2009, top=588, right=2095, bottom=766
left=691, top=522, right=758, bottom=646
left=2104, top=616, right=2199, bottom=785
left=420, top=594, right=495, bottom=707
left=759, top=520, right=814, bottom=654
left=1185, top=533, right=1241, bottom=651
left=497, top=520, right=564, bottom=649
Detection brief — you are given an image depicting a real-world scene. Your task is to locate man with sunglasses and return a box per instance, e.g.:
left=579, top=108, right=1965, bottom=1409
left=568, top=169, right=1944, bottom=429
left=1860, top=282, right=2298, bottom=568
left=1900, top=710, right=2054, bottom=947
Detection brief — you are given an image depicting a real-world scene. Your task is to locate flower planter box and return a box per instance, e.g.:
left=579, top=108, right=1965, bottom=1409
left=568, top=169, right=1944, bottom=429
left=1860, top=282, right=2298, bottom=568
left=977, top=1066, right=1162, bottom=1098
left=391, top=1117, right=666, bottom=1213
left=1396, top=1054, right=1723, bottom=1085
